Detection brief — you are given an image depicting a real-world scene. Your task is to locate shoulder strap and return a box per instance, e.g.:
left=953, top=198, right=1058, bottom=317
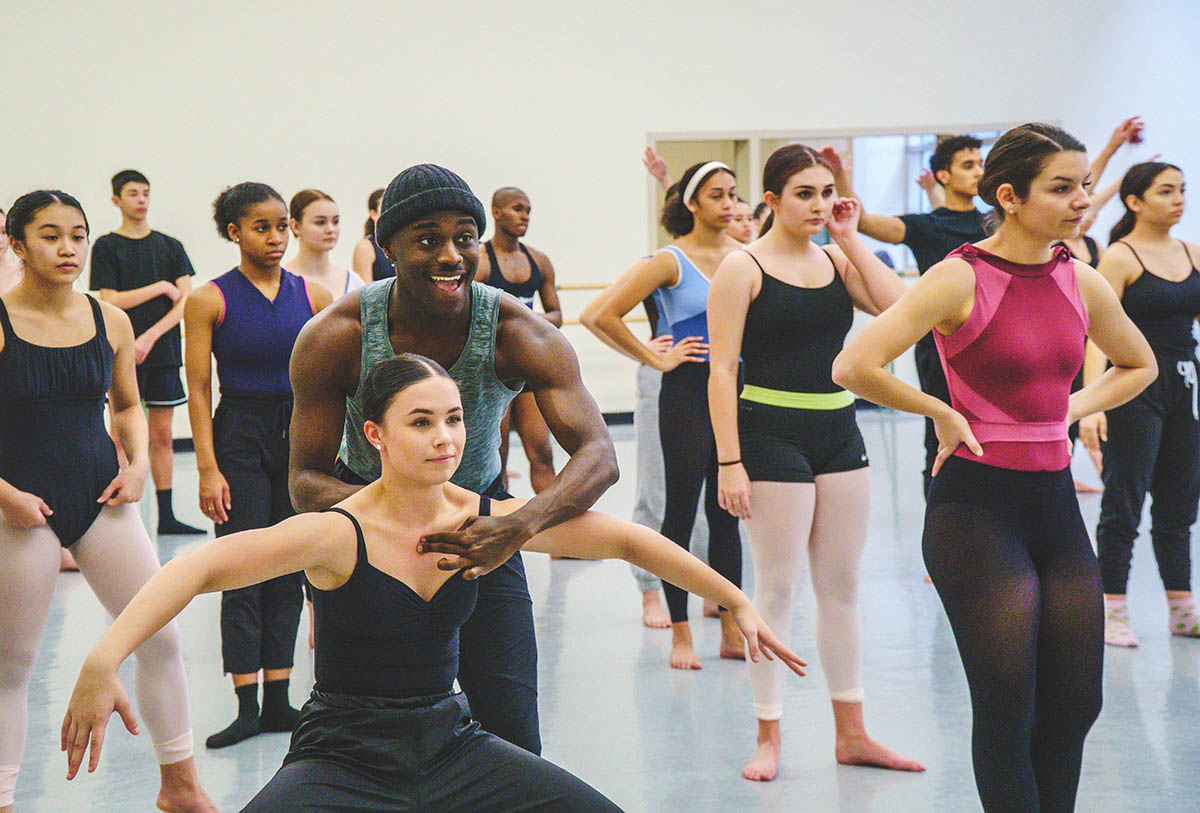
left=478, top=494, right=491, bottom=517
left=86, top=294, right=108, bottom=339
left=741, top=249, right=767, bottom=275
left=321, top=507, right=368, bottom=564
left=1180, top=240, right=1197, bottom=270
left=1117, top=241, right=1148, bottom=271
left=0, top=297, right=13, bottom=336
left=519, top=243, right=542, bottom=280
left=484, top=240, right=501, bottom=278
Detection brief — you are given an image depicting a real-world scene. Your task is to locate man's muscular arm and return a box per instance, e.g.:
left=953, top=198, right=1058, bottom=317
left=288, top=297, right=367, bottom=512
left=420, top=301, right=619, bottom=578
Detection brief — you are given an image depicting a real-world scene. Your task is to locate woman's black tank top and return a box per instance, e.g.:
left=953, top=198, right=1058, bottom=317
left=1054, top=235, right=1100, bottom=268
left=368, top=233, right=393, bottom=282
left=312, top=497, right=490, bottom=698
left=0, top=295, right=119, bottom=546
left=483, top=241, right=542, bottom=308
left=1118, top=241, right=1200, bottom=355
left=739, top=250, right=854, bottom=393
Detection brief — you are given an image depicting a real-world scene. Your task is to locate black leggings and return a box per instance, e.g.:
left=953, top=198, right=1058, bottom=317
left=1096, top=354, right=1200, bottom=594
left=658, top=363, right=741, bottom=623
left=924, top=456, right=1102, bottom=812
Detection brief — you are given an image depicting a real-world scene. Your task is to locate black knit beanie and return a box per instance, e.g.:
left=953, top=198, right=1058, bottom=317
left=375, top=164, right=486, bottom=249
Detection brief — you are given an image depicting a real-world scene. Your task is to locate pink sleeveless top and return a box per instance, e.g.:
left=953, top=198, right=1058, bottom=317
left=933, top=244, right=1087, bottom=472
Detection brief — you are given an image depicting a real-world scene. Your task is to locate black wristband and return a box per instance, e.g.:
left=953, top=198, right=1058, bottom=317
left=717, top=459, right=741, bottom=467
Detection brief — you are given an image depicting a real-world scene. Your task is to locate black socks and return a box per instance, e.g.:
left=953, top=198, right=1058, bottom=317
left=157, top=488, right=204, bottom=535
left=205, top=683, right=261, bottom=749
left=260, top=678, right=301, bottom=732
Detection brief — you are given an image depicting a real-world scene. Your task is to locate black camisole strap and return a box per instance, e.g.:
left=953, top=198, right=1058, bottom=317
left=1180, top=240, right=1198, bottom=271
left=742, top=249, right=767, bottom=275
left=85, top=295, right=108, bottom=340
left=485, top=240, right=501, bottom=277
left=742, top=246, right=839, bottom=279
left=1117, top=240, right=1149, bottom=271
left=321, top=507, right=369, bottom=564
left=0, top=297, right=13, bottom=336
left=518, top=243, right=541, bottom=278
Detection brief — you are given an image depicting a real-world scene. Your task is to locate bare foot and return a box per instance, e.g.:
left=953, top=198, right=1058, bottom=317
left=642, top=591, right=670, bottom=628
left=670, top=622, right=701, bottom=670
left=719, top=611, right=746, bottom=660
left=836, top=734, right=925, bottom=772
left=743, top=731, right=782, bottom=781
left=703, top=599, right=720, bottom=618
left=157, top=784, right=219, bottom=813
left=1074, top=479, right=1103, bottom=494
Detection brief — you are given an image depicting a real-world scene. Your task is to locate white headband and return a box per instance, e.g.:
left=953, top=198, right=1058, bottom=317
left=681, top=161, right=732, bottom=206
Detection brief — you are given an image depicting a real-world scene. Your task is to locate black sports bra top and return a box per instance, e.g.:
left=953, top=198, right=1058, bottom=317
left=312, top=497, right=490, bottom=698
left=484, top=241, right=542, bottom=308
left=739, top=250, right=854, bottom=394
left=1118, top=241, right=1200, bottom=355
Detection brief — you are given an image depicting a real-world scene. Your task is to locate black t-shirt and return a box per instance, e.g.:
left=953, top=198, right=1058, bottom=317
left=897, top=207, right=988, bottom=274
left=89, top=231, right=195, bottom=367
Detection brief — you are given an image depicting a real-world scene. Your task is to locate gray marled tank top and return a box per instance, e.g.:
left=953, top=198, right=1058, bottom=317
left=338, top=279, right=522, bottom=491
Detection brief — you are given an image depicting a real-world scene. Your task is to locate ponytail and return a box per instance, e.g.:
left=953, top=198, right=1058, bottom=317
left=1109, top=161, right=1182, bottom=246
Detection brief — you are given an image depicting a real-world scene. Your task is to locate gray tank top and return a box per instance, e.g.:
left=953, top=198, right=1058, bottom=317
left=338, top=279, right=522, bottom=491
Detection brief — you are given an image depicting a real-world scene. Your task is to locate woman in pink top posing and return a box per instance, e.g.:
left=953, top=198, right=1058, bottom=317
left=833, top=123, right=1157, bottom=812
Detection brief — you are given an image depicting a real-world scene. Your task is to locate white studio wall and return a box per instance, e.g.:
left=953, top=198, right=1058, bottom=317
left=3, top=0, right=1195, bottom=429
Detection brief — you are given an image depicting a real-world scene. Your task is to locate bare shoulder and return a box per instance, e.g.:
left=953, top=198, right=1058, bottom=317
left=1073, top=260, right=1118, bottom=303
left=293, top=289, right=363, bottom=374
left=920, top=257, right=976, bottom=295
left=94, top=296, right=133, bottom=338
left=821, top=242, right=850, bottom=274
left=526, top=244, right=554, bottom=269
left=495, top=294, right=576, bottom=380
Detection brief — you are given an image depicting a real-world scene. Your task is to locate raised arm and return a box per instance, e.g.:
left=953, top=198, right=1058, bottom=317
left=287, top=299, right=366, bottom=511
left=62, top=511, right=349, bottom=778
left=419, top=307, right=618, bottom=578
left=824, top=198, right=908, bottom=315
left=533, top=250, right=563, bottom=327
left=1089, top=116, right=1142, bottom=192
left=832, top=258, right=982, bottom=474
left=820, top=145, right=908, bottom=244
left=707, top=251, right=756, bottom=519
left=917, top=169, right=947, bottom=210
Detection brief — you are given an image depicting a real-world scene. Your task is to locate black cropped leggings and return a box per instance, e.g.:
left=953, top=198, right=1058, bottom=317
left=658, top=363, right=742, bottom=623
left=924, top=457, right=1103, bottom=812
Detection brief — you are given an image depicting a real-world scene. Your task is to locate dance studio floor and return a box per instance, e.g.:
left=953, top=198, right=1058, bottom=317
left=19, top=411, right=1200, bottom=811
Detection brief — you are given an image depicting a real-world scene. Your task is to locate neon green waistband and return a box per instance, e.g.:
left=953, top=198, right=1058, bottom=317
left=740, top=385, right=855, bottom=410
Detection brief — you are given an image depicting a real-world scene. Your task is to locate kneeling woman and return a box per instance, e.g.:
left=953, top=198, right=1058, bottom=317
left=63, top=353, right=805, bottom=811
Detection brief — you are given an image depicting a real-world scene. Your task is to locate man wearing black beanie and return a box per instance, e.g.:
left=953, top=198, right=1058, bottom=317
left=288, top=164, right=618, bottom=754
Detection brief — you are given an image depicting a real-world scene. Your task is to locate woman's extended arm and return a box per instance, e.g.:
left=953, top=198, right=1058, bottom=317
left=509, top=505, right=805, bottom=672
left=62, top=512, right=349, bottom=778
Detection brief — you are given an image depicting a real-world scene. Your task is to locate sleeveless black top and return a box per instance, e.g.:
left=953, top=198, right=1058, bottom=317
left=1055, top=235, right=1101, bottom=268
left=0, top=296, right=119, bottom=546
left=313, top=497, right=490, bottom=698
left=739, top=250, right=854, bottom=393
left=1118, top=241, right=1200, bottom=355
left=483, top=241, right=542, bottom=308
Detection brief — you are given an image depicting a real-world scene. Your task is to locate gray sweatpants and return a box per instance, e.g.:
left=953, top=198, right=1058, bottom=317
left=631, top=364, right=711, bottom=591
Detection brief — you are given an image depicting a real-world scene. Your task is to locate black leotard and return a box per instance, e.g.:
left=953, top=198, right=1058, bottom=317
left=484, top=241, right=542, bottom=308
left=314, top=497, right=491, bottom=698
left=0, top=296, right=119, bottom=546
left=1117, top=241, right=1200, bottom=354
